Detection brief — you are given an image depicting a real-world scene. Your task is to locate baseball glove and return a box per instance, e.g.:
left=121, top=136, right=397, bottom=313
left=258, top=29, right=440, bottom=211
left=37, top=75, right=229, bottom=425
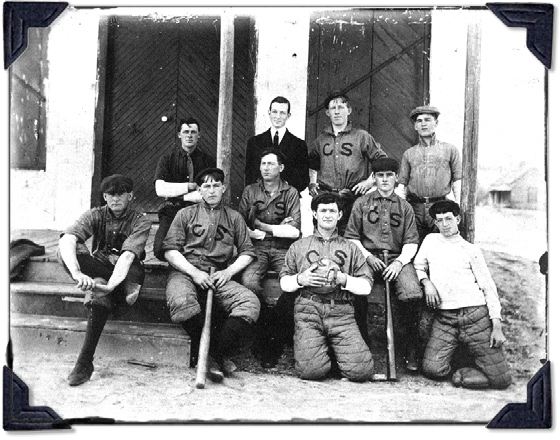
left=451, top=367, right=490, bottom=389
left=311, top=258, right=342, bottom=294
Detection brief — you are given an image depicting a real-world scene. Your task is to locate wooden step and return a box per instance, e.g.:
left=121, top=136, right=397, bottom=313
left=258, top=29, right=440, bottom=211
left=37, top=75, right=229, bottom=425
left=10, top=281, right=171, bottom=323
left=10, top=313, right=191, bottom=367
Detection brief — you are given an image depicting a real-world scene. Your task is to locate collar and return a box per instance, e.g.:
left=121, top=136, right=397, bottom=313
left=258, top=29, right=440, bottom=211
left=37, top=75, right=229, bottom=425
left=436, top=232, right=463, bottom=243
left=271, top=127, right=287, bottom=141
left=201, top=200, right=224, bottom=211
left=312, top=227, right=340, bottom=241
left=324, top=122, right=353, bottom=136
left=258, top=178, right=290, bottom=194
left=371, top=189, right=398, bottom=201
left=177, top=146, right=198, bottom=157
left=418, top=134, right=438, bottom=147
left=104, top=205, right=130, bottom=219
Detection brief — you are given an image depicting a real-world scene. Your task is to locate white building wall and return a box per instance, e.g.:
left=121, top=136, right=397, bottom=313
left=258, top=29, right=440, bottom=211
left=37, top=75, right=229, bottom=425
left=251, top=8, right=311, bottom=139
left=430, top=8, right=545, bottom=179
left=10, top=7, right=101, bottom=230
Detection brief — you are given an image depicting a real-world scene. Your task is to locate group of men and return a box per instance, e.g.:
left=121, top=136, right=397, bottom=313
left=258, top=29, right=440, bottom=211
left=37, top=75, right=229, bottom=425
left=58, top=91, right=511, bottom=391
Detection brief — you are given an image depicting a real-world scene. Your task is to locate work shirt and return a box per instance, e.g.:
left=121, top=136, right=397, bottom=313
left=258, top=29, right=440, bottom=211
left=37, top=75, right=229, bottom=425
left=399, top=136, right=462, bottom=198
left=344, top=190, right=419, bottom=255
left=414, top=233, right=502, bottom=320
left=309, top=123, right=387, bottom=191
left=63, top=205, right=151, bottom=261
left=153, top=147, right=215, bottom=206
left=161, top=201, right=256, bottom=271
left=280, top=229, right=372, bottom=300
left=238, top=179, right=301, bottom=248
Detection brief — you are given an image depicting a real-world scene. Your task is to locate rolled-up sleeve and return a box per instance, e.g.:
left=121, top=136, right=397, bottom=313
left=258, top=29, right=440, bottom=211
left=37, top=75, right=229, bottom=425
left=161, top=209, right=189, bottom=253
left=120, top=213, right=152, bottom=259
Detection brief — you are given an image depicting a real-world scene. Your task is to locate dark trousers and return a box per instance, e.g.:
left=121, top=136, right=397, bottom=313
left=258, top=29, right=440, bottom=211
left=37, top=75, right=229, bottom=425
left=153, top=204, right=182, bottom=261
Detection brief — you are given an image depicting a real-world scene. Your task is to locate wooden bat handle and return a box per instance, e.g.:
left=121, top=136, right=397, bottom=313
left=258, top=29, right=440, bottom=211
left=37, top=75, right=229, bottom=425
left=195, top=267, right=215, bottom=389
left=383, top=251, right=398, bottom=381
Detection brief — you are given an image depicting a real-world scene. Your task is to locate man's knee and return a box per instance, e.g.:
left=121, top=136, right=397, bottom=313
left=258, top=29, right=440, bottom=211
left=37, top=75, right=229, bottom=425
left=240, top=270, right=263, bottom=296
left=227, top=285, right=261, bottom=324
left=394, top=265, right=423, bottom=302
left=422, top=353, right=452, bottom=379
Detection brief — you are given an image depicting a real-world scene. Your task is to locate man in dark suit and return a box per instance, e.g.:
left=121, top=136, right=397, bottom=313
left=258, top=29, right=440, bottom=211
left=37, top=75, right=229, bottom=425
left=245, top=96, right=310, bottom=194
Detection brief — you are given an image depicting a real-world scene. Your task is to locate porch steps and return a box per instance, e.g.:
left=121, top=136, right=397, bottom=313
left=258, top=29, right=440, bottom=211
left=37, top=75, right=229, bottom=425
left=10, top=312, right=190, bottom=367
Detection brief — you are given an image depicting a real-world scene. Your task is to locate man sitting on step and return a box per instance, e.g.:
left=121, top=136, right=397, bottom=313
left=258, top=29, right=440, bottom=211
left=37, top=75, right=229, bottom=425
left=238, top=149, right=301, bottom=368
left=58, top=174, right=152, bottom=386
left=162, top=167, right=260, bottom=383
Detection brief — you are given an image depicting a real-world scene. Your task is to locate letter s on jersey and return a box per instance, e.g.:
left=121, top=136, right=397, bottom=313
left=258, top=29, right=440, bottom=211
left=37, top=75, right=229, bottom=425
left=340, top=143, right=353, bottom=156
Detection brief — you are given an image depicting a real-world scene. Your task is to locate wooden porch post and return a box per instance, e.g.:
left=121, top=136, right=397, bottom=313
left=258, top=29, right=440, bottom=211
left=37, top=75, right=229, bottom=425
left=216, top=10, right=235, bottom=205
left=460, top=21, right=482, bottom=243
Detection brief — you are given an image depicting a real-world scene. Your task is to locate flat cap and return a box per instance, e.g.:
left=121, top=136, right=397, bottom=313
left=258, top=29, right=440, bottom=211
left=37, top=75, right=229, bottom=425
left=371, top=157, right=400, bottom=174
left=100, top=174, right=133, bottom=194
left=409, top=105, right=440, bottom=121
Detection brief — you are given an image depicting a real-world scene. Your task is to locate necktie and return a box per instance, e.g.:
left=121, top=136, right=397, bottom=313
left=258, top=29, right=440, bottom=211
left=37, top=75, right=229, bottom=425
left=273, top=131, right=279, bottom=147
left=186, top=154, right=194, bottom=182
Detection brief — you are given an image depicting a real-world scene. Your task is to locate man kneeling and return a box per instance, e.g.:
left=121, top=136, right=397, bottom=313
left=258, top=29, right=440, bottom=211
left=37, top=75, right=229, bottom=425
left=414, top=200, right=512, bottom=389
left=279, top=193, right=374, bottom=381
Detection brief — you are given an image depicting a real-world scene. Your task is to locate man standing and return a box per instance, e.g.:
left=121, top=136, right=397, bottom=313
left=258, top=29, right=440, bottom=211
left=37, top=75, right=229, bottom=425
left=414, top=200, right=512, bottom=389
left=345, top=158, right=424, bottom=371
left=239, top=149, right=301, bottom=368
left=153, top=117, right=215, bottom=260
left=396, top=106, right=462, bottom=243
left=58, top=174, right=151, bottom=386
left=162, top=168, right=259, bottom=382
left=279, top=193, right=374, bottom=382
left=245, top=96, right=309, bottom=193
left=308, top=91, right=387, bottom=234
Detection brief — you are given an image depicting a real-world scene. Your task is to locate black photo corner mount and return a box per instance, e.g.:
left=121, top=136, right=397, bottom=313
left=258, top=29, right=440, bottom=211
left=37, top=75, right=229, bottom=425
left=3, top=1, right=68, bottom=69
left=486, top=2, right=553, bottom=69
left=487, top=361, right=552, bottom=429
left=3, top=366, right=71, bottom=431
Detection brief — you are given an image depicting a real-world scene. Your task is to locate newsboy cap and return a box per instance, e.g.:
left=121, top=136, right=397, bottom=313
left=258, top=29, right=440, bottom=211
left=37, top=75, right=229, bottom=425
left=371, top=157, right=400, bottom=174
left=100, top=174, right=133, bottom=194
left=323, top=90, right=350, bottom=109
left=409, top=105, right=440, bottom=121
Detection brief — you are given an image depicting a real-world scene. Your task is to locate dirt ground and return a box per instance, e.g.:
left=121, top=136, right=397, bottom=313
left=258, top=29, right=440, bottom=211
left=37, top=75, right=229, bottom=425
left=7, top=206, right=548, bottom=427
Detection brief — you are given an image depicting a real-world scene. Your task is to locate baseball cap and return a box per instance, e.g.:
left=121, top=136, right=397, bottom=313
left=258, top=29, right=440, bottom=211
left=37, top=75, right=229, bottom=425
left=100, top=174, right=133, bottom=194
left=371, top=157, right=400, bottom=174
left=409, top=105, right=440, bottom=121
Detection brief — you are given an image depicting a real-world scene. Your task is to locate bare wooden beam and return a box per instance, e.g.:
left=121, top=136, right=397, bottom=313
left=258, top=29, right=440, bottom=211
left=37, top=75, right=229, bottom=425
left=216, top=10, right=235, bottom=204
left=460, top=21, right=482, bottom=243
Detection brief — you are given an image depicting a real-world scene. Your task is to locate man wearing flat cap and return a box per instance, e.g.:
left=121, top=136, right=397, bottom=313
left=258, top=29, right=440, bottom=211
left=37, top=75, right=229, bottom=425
left=396, top=106, right=462, bottom=243
left=308, top=90, right=387, bottom=235
left=58, top=174, right=151, bottom=386
left=345, top=157, right=423, bottom=370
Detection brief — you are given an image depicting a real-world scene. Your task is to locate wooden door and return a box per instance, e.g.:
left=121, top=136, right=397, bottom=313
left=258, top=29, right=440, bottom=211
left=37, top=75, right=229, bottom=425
left=306, top=9, right=431, bottom=161
left=100, top=15, right=254, bottom=212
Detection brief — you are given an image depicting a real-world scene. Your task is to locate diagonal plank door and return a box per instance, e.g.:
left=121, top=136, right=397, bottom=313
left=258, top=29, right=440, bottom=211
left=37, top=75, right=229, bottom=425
left=102, top=15, right=254, bottom=213
left=306, top=9, right=431, bottom=161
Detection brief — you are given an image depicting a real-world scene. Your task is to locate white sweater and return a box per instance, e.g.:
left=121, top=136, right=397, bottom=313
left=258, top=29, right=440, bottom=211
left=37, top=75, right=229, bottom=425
left=414, top=233, right=502, bottom=320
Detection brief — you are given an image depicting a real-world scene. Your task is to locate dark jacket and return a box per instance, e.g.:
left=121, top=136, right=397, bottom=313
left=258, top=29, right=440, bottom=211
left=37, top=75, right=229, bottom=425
left=245, top=128, right=310, bottom=193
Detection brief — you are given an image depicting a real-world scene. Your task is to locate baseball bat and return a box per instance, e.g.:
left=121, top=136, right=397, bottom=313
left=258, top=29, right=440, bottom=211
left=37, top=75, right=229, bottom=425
left=382, top=250, right=398, bottom=381
left=195, top=267, right=216, bottom=389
